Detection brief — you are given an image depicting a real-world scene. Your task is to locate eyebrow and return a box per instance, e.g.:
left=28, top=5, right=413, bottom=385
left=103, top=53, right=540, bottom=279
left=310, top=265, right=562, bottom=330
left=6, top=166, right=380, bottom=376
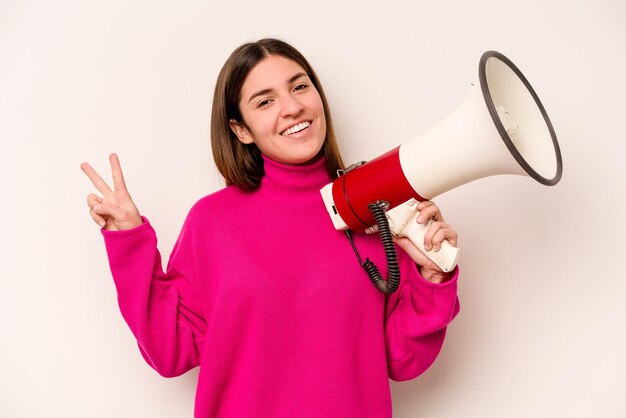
left=247, top=72, right=308, bottom=104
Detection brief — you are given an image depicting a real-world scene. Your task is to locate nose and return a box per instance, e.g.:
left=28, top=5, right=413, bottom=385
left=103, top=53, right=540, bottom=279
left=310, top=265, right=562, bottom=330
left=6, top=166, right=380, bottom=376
left=280, top=93, right=305, bottom=118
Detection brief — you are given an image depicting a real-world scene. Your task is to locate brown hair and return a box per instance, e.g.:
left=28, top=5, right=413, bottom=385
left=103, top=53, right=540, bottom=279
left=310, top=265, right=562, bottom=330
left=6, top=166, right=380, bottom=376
left=211, top=38, right=345, bottom=191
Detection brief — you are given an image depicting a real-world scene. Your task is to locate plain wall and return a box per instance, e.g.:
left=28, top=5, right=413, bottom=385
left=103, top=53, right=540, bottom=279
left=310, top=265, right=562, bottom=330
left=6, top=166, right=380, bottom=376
left=1, top=0, right=625, bottom=416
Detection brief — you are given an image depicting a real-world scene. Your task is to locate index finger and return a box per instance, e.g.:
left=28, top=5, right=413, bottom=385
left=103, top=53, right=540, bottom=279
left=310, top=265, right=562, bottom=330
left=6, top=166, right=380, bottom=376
left=80, top=161, right=112, bottom=194
left=109, top=153, right=128, bottom=192
left=417, top=204, right=444, bottom=223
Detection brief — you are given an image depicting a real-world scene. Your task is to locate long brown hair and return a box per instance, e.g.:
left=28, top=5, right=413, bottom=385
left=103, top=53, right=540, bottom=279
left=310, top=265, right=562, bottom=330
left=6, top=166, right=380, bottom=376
left=211, top=38, right=345, bottom=191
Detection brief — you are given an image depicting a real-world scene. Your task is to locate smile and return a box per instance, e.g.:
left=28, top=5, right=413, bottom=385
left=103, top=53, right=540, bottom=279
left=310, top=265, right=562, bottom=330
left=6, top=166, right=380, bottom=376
left=280, top=120, right=311, bottom=136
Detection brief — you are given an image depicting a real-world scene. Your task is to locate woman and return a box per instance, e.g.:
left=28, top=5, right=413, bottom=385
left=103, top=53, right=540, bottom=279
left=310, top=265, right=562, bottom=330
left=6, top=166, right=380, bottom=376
left=81, top=38, right=460, bottom=417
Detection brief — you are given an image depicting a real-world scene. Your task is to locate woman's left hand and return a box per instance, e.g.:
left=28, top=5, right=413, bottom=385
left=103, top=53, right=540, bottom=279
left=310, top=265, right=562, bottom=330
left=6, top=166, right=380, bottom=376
left=393, top=200, right=458, bottom=284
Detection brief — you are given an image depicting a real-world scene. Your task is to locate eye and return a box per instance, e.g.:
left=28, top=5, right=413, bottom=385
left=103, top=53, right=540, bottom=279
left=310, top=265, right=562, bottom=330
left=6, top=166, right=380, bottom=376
left=257, top=99, right=272, bottom=108
left=294, top=83, right=308, bottom=92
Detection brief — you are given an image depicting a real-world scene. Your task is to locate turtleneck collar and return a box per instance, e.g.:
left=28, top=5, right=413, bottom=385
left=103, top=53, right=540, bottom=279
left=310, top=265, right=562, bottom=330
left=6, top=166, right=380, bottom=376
left=258, top=153, right=333, bottom=203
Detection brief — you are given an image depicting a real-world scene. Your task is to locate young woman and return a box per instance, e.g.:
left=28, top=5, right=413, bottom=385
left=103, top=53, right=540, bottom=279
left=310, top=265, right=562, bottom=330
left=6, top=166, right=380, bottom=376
left=81, top=38, right=460, bottom=417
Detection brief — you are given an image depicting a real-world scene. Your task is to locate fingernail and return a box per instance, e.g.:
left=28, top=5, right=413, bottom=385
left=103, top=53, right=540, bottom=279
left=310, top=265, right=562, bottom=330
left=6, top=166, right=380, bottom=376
left=425, top=244, right=431, bottom=251
left=417, top=216, right=423, bottom=223
left=98, top=220, right=106, bottom=227
left=93, top=204, right=101, bottom=212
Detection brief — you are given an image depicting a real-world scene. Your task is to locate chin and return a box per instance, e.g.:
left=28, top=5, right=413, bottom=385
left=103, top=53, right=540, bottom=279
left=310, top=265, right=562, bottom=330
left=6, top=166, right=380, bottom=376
left=274, top=149, right=322, bottom=166
left=294, top=145, right=326, bottom=164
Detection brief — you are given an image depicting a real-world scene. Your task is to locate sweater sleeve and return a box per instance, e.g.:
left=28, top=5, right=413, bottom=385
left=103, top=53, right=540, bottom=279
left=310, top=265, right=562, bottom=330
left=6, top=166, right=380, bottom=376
left=101, top=213, right=207, bottom=378
left=384, top=250, right=460, bottom=381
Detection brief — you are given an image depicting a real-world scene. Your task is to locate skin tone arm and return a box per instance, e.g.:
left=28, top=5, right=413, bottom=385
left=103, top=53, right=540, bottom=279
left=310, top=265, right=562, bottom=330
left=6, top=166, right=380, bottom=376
left=80, top=153, right=143, bottom=231
left=393, top=200, right=459, bottom=284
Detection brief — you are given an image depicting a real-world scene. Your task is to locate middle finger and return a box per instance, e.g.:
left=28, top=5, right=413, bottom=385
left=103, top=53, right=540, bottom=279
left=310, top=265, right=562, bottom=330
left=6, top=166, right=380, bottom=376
left=423, top=220, right=443, bottom=250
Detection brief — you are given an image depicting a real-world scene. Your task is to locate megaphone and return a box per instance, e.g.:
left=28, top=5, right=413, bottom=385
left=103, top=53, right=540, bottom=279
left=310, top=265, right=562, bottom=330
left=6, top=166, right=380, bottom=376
left=321, top=50, right=563, bottom=290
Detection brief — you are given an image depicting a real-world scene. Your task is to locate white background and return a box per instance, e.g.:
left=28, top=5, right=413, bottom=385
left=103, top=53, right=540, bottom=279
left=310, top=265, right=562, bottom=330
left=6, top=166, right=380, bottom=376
left=1, top=0, right=625, bottom=416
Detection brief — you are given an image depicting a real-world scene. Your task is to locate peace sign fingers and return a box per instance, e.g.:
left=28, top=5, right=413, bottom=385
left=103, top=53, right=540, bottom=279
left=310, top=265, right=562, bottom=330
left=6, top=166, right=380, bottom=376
left=80, top=153, right=143, bottom=232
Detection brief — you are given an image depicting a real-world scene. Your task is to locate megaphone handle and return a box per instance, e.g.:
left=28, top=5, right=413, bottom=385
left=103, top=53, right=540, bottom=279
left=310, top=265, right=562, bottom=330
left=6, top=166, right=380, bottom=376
left=393, top=211, right=460, bottom=273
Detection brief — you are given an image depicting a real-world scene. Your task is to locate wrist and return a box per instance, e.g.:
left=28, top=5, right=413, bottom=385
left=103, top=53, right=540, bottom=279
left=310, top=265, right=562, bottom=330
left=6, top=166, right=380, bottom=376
left=419, top=268, right=452, bottom=284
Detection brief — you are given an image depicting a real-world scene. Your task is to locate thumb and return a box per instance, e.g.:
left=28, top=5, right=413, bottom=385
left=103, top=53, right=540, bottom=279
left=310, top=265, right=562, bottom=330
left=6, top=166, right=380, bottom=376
left=92, top=203, right=126, bottom=221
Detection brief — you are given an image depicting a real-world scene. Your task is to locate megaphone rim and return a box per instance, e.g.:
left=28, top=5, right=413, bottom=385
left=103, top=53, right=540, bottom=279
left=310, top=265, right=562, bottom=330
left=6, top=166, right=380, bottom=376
left=479, top=50, right=563, bottom=186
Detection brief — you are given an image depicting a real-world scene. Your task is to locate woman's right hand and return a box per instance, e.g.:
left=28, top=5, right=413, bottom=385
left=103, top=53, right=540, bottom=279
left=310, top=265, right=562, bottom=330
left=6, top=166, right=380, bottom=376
left=80, top=153, right=143, bottom=231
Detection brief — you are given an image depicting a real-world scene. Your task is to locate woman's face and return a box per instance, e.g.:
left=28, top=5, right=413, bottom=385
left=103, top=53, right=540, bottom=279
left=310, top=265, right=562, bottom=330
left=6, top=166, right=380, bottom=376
left=230, top=55, right=327, bottom=165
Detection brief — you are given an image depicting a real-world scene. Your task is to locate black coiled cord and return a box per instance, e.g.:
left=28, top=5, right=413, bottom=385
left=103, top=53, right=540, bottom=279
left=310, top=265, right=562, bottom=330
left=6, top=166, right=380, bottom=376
left=345, top=201, right=400, bottom=294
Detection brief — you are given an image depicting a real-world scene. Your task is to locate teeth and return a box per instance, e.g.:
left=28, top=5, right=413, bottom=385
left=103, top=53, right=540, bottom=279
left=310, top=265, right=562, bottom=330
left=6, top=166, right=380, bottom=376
left=281, top=121, right=310, bottom=136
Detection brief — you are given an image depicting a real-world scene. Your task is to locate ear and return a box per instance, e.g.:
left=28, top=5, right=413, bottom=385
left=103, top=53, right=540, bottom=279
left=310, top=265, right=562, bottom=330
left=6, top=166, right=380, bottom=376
left=229, top=119, right=254, bottom=145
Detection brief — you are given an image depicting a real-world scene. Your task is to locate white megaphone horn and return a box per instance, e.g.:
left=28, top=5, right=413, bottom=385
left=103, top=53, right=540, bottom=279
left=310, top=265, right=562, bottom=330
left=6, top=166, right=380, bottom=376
left=321, top=50, right=563, bottom=283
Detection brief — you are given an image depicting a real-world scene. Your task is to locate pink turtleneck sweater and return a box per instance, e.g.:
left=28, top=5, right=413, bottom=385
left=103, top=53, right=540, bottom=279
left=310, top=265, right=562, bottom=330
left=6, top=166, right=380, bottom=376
left=101, top=154, right=460, bottom=417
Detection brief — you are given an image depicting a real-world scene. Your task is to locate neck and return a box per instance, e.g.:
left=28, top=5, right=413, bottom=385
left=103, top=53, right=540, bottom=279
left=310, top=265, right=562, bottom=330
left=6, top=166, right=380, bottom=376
left=258, top=153, right=332, bottom=202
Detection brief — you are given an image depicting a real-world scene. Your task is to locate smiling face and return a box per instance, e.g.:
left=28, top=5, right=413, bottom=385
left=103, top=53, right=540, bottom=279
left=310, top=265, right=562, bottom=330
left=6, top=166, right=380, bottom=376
left=229, top=55, right=327, bottom=165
